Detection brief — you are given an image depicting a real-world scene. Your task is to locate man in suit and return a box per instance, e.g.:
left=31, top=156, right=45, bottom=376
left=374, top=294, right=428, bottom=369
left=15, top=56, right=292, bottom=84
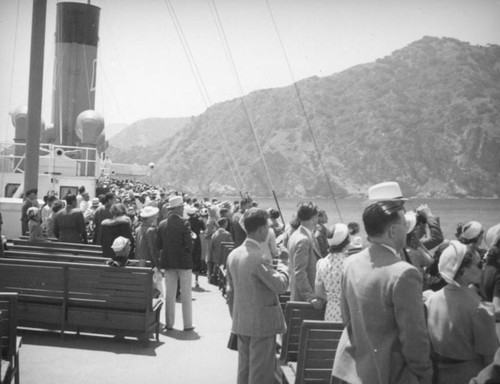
left=157, top=195, right=194, bottom=331
left=54, top=193, right=87, bottom=243
left=21, top=188, right=38, bottom=236
left=287, top=202, right=323, bottom=309
left=332, top=182, right=432, bottom=384
left=231, top=197, right=252, bottom=247
left=93, top=192, right=114, bottom=244
left=226, top=208, right=289, bottom=384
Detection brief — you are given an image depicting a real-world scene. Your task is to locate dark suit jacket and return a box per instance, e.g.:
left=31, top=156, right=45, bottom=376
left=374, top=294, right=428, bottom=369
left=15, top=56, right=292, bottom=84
left=157, top=213, right=193, bottom=270
left=54, top=207, right=86, bottom=243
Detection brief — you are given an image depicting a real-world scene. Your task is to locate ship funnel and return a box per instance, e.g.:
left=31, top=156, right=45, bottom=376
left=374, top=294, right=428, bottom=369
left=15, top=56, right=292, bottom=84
left=52, top=2, right=101, bottom=146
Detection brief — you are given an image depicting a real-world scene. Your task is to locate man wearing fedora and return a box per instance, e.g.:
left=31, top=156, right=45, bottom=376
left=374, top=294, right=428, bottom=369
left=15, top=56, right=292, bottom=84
left=332, top=182, right=432, bottom=384
left=157, top=195, right=194, bottom=331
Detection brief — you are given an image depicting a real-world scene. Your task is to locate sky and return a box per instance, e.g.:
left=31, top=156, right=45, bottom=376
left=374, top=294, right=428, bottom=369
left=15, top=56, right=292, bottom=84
left=1, top=0, right=500, bottom=141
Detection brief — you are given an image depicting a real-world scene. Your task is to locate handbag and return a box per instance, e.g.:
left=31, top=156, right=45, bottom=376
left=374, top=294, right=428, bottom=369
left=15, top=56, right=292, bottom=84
left=227, top=332, right=238, bottom=351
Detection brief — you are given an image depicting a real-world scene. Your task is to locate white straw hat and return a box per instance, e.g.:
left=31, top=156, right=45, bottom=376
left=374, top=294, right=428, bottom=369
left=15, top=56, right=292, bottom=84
left=166, top=195, right=183, bottom=208
left=368, top=181, right=407, bottom=202
left=140, top=206, right=159, bottom=218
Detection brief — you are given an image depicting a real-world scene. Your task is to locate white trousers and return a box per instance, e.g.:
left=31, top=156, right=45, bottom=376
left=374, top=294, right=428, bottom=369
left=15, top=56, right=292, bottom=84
left=164, top=269, right=193, bottom=329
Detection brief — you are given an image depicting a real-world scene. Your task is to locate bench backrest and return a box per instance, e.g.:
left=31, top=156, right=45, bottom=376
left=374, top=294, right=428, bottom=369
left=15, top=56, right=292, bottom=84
left=221, top=242, right=234, bottom=267
left=16, top=237, right=101, bottom=250
left=280, top=301, right=325, bottom=362
left=295, top=320, right=343, bottom=384
left=279, top=292, right=291, bottom=312
left=0, top=258, right=154, bottom=312
left=0, top=293, right=18, bottom=361
left=4, top=250, right=106, bottom=264
left=10, top=243, right=102, bottom=256
left=3, top=250, right=149, bottom=267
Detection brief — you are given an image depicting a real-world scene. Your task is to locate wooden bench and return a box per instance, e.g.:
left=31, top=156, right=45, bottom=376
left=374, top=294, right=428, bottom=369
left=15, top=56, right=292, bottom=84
left=220, top=241, right=234, bottom=267
left=281, top=320, right=343, bottom=384
left=16, top=237, right=101, bottom=250
left=3, top=250, right=108, bottom=264
left=280, top=301, right=325, bottom=363
left=0, top=293, right=21, bottom=384
left=0, top=258, right=162, bottom=342
left=9, top=243, right=103, bottom=257
left=3, top=249, right=150, bottom=267
left=278, top=292, right=291, bottom=313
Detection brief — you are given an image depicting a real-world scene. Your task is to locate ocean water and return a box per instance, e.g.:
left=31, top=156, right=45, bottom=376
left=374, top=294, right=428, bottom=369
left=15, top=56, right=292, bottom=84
left=247, top=197, right=500, bottom=241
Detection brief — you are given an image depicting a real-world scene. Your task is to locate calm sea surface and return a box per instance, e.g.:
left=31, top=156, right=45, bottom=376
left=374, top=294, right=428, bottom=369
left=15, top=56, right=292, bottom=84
left=242, top=198, right=500, bottom=241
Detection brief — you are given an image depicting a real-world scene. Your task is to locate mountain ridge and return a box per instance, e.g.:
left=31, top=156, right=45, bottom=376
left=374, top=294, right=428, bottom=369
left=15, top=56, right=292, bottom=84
left=109, top=36, right=500, bottom=198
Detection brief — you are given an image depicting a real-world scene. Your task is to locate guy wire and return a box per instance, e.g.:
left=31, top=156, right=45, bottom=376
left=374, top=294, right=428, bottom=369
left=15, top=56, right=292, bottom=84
left=209, top=0, right=286, bottom=228
left=264, top=0, right=344, bottom=222
left=163, top=0, right=246, bottom=194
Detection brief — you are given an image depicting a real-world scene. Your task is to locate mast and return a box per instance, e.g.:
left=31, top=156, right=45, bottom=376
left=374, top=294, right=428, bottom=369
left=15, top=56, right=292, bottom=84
left=24, top=0, right=47, bottom=193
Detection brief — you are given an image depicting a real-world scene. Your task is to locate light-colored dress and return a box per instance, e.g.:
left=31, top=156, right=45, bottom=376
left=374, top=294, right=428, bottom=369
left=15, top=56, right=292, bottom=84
left=315, top=251, right=347, bottom=322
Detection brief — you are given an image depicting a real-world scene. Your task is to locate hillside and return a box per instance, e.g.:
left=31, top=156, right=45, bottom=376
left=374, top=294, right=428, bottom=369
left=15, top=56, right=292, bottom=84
left=106, top=117, right=189, bottom=164
left=116, top=37, right=500, bottom=198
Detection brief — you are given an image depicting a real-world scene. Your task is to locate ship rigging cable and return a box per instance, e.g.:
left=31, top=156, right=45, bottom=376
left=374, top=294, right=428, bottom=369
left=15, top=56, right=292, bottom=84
left=208, top=0, right=287, bottom=228
left=163, top=0, right=247, bottom=195
left=264, top=0, right=344, bottom=223
left=2, top=0, right=22, bottom=190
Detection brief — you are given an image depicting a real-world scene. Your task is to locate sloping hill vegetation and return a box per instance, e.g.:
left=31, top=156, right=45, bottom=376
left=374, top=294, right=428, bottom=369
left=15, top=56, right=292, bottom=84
left=115, top=37, right=500, bottom=198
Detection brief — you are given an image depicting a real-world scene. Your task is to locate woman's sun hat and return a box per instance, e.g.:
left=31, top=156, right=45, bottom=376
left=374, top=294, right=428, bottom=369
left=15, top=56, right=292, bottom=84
left=438, top=240, right=467, bottom=286
left=328, top=223, right=349, bottom=247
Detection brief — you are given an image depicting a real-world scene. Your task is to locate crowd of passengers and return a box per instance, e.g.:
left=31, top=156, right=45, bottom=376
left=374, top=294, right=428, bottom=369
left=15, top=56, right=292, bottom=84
left=12, top=179, right=500, bottom=384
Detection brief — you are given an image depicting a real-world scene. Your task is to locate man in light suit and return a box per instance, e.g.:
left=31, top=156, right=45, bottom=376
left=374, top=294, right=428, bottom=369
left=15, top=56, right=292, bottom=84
left=227, top=208, right=289, bottom=384
left=287, top=202, right=323, bottom=309
left=332, top=182, right=432, bottom=384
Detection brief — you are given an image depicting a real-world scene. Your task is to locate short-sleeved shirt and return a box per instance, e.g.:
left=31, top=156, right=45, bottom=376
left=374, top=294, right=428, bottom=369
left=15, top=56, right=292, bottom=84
left=315, top=252, right=348, bottom=322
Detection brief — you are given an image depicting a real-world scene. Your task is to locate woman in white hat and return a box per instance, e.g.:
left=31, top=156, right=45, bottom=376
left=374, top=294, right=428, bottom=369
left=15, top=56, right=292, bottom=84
left=425, top=240, right=497, bottom=384
left=456, top=220, right=486, bottom=259
left=314, top=223, right=350, bottom=322
left=135, top=206, right=160, bottom=268
left=28, top=207, right=45, bottom=242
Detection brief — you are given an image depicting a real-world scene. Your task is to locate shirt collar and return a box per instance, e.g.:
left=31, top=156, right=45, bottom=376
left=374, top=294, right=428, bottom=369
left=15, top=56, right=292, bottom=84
left=300, top=225, right=313, bottom=238
left=379, top=243, right=400, bottom=259
left=245, top=238, right=261, bottom=247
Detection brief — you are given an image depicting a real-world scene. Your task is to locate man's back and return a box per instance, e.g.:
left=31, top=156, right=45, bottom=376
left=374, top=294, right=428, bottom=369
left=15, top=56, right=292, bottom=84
left=231, top=211, right=246, bottom=247
left=55, top=208, right=85, bottom=243
left=287, top=226, right=320, bottom=302
left=227, top=240, right=288, bottom=337
left=157, top=214, right=193, bottom=269
left=333, top=243, right=432, bottom=384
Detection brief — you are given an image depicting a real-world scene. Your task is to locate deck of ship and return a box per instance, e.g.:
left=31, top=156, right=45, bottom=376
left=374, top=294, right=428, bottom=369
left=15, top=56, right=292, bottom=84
left=18, top=275, right=238, bottom=384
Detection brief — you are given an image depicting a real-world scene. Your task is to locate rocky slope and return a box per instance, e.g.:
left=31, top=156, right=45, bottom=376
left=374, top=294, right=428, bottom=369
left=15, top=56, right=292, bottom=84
left=113, top=37, right=500, bottom=198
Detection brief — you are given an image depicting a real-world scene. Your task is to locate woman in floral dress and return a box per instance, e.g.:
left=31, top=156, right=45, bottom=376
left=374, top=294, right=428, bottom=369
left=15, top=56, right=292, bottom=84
left=314, top=223, right=351, bottom=322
